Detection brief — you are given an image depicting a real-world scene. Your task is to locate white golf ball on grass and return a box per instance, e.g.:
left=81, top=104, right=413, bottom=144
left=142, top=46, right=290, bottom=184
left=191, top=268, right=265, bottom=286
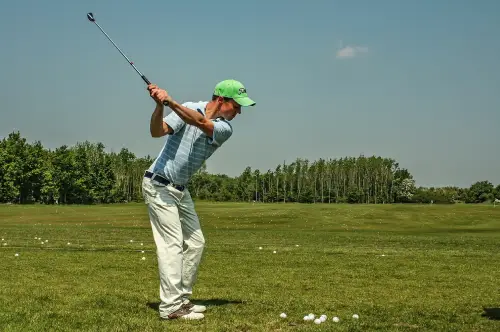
left=279, top=313, right=286, bottom=318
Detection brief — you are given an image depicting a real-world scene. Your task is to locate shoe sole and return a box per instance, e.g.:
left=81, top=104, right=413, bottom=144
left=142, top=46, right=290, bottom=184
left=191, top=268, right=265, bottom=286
left=162, top=315, right=205, bottom=320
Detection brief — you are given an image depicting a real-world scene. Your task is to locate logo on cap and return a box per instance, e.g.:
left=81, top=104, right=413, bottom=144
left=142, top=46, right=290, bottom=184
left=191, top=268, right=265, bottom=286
left=238, top=88, right=246, bottom=95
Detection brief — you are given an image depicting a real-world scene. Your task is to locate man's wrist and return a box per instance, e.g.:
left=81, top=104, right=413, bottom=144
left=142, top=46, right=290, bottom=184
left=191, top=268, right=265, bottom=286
left=166, top=99, right=179, bottom=109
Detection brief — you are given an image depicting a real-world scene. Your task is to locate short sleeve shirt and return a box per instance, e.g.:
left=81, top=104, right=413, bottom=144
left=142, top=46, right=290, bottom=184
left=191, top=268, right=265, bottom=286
left=147, top=101, right=233, bottom=185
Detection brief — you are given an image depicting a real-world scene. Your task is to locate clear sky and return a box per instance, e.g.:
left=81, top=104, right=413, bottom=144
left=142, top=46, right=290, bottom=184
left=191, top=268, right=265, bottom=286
left=1, top=0, right=499, bottom=188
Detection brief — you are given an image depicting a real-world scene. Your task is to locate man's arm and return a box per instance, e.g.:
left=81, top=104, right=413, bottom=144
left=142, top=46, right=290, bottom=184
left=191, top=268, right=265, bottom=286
left=148, top=84, right=214, bottom=137
left=167, top=100, right=214, bottom=137
left=150, top=103, right=172, bottom=137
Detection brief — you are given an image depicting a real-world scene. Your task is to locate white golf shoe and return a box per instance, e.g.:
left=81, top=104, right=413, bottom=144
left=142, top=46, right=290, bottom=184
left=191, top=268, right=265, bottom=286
left=163, top=306, right=204, bottom=320
left=182, top=300, right=207, bottom=313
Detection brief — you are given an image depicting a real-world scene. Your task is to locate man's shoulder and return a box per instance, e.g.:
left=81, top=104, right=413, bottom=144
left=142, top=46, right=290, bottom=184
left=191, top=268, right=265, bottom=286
left=214, top=117, right=233, bottom=130
left=182, top=100, right=209, bottom=112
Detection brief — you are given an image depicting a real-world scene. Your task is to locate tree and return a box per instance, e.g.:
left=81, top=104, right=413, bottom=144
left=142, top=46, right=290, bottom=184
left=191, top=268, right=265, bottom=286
left=0, top=130, right=497, bottom=206
left=494, top=184, right=500, bottom=200
left=467, top=181, right=495, bottom=203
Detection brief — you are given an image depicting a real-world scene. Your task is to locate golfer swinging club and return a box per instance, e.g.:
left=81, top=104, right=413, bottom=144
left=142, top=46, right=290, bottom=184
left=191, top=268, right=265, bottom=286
left=142, top=79, right=256, bottom=320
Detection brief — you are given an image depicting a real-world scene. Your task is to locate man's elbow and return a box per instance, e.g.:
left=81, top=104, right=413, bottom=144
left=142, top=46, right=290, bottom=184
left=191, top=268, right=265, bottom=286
left=197, top=118, right=214, bottom=137
left=150, top=123, right=170, bottom=137
left=150, top=129, right=165, bottom=138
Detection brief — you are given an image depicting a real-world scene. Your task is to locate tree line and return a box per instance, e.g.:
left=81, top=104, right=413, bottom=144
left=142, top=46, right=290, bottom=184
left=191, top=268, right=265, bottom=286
left=1, top=131, right=499, bottom=204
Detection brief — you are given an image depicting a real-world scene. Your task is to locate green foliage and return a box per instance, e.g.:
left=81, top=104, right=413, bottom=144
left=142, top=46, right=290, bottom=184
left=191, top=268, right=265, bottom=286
left=0, top=132, right=152, bottom=204
left=0, top=131, right=497, bottom=205
left=466, top=180, right=495, bottom=203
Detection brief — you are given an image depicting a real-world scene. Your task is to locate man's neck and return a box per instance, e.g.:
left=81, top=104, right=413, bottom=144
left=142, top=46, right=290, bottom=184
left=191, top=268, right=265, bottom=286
left=204, top=101, right=219, bottom=119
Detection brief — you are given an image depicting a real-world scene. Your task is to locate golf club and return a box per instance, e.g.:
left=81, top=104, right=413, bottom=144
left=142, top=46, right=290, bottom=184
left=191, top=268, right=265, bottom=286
left=86, top=12, right=169, bottom=106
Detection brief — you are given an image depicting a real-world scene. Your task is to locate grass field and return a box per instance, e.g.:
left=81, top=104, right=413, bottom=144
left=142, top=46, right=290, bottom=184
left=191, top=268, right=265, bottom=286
left=1, top=202, right=499, bottom=331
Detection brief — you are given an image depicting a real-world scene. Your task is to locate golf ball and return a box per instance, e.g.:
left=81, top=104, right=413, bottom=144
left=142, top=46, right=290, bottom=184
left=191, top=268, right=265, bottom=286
left=280, top=313, right=287, bottom=318
left=353, top=314, right=359, bottom=319
left=303, top=316, right=310, bottom=321
left=141, top=257, right=146, bottom=260
left=314, top=318, right=321, bottom=324
left=14, top=253, right=19, bottom=257
left=333, top=317, right=340, bottom=322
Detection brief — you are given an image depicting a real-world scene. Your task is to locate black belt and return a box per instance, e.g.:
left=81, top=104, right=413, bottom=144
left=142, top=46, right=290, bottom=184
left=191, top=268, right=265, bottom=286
left=144, top=171, right=185, bottom=191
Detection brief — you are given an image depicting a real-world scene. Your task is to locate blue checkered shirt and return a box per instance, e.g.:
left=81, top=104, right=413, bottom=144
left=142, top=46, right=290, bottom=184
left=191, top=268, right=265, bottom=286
left=147, top=101, right=233, bottom=186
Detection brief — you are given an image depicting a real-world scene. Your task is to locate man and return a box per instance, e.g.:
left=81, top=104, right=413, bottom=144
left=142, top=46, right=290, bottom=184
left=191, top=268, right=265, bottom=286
left=141, top=79, right=256, bottom=320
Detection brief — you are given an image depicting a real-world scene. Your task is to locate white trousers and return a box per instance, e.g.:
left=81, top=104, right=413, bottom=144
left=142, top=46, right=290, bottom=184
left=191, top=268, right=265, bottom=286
left=141, top=177, right=205, bottom=317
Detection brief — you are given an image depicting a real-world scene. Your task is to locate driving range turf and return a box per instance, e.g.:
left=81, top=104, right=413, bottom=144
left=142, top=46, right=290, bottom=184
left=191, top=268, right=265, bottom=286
left=1, top=202, right=499, bottom=331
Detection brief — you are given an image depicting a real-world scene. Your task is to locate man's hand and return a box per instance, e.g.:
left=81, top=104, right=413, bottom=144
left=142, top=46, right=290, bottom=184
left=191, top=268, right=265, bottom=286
left=147, top=84, right=172, bottom=105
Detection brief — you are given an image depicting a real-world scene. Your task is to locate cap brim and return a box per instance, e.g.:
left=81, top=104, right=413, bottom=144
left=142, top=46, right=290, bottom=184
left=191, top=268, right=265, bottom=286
left=234, top=96, right=256, bottom=107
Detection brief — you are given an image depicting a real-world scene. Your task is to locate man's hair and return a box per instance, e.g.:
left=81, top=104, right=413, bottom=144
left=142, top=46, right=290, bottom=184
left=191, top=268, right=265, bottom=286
left=212, top=94, right=233, bottom=101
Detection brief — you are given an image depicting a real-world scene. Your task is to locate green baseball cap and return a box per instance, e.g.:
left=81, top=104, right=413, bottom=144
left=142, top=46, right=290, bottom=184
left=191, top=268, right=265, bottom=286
left=213, top=79, right=256, bottom=107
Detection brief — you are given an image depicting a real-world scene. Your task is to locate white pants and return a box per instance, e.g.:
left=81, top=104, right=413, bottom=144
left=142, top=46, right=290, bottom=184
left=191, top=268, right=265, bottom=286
left=141, top=176, right=205, bottom=317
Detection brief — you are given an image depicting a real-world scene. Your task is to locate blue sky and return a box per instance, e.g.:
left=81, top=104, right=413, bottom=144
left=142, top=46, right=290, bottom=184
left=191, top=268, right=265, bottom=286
left=1, top=0, right=499, bottom=187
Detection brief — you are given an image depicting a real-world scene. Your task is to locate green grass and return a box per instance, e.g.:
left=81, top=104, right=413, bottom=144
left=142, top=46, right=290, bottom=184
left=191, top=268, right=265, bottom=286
left=1, top=202, right=499, bottom=331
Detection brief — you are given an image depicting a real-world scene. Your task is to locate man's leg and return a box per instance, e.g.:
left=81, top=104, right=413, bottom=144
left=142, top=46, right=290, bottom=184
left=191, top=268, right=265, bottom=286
left=142, top=178, right=204, bottom=320
left=177, top=189, right=206, bottom=309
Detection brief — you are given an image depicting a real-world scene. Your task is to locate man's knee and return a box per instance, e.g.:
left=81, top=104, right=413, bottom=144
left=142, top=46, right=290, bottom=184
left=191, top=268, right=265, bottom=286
left=187, top=234, right=205, bottom=251
left=194, top=235, right=205, bottom=250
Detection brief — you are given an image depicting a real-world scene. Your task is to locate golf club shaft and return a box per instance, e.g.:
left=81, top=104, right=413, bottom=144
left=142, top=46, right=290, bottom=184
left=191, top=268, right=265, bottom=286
left=88, top=13, right=169, bottom=106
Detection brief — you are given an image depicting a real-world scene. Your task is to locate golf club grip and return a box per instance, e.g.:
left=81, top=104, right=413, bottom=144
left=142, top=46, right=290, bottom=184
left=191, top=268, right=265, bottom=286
left=141, top=75, right=151, bottom=85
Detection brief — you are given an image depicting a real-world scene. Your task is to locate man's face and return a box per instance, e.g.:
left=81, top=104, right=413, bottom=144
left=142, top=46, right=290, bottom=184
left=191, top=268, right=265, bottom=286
left=218, top=99, right=241, bottom=121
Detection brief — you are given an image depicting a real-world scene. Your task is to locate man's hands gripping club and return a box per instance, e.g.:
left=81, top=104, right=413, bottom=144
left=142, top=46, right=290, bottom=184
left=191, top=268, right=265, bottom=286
left=147, top=84, right=215, bottom=138
left=148, top=84, right=172, bottom=106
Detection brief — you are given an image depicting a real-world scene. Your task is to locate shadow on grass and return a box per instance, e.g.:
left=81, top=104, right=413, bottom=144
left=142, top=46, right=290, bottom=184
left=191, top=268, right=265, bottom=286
left=147, top=299, right=245, bottom=311
left=482, top=307, right=500, bottom=320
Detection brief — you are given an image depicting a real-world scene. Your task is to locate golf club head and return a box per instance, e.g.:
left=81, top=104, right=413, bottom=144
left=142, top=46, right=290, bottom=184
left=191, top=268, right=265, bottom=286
left=87, top=13, right=95, bottom=22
